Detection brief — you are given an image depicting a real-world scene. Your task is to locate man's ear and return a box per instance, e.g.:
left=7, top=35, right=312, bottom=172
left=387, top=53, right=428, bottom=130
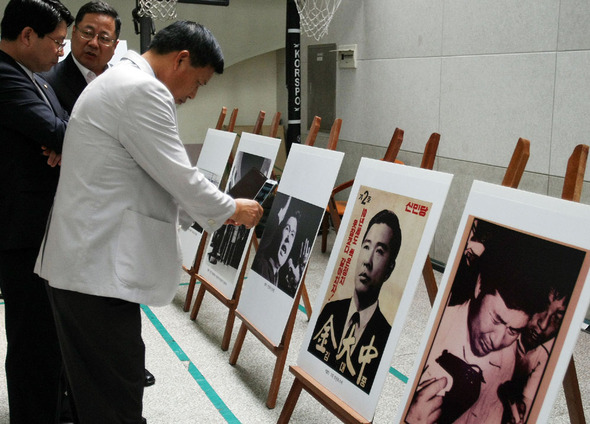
left=384, top=260, right=396, bottom=282
left=20, top=27, right=34, bottom=47
left=173, top=50, right=190, bottom=71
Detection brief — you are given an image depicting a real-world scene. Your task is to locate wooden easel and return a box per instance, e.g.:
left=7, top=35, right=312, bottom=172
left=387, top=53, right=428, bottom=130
left=289, top=114, right=322, bottom=321
left=188, top=240, right=254, bottom=351
left=277, top=132, right=441, bottom=424
left=227, top=118, right=345, bottom=409
left=298, top=117, right=343, bottom=319
left=182, top=107, right=236, bottom=311
left=419, top=139, right=590, bottom=422
left=227, top=108, right=238, bottom=132
left=215, top=106, right=227, bottom=130
left=183, top=109, right=265, bottom=312
left=422, top=137, right=530, bottom=304
left=229, top=280, right=306, bottom=409
left=322, top=128, right=405, bottom=252
left=560, top=144, right=589, bottom=424
left=278, top=366, right=370, bottom=424
left=182, top=111, right=272, bottom=350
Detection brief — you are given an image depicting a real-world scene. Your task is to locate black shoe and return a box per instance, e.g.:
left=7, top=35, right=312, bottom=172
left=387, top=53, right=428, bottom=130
left=144, top=369, right=155, bottom=387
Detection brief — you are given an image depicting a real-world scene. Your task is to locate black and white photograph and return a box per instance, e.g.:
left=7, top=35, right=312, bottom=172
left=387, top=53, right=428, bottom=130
left=178, top=128, right=236, bottom=267
left=237, top=144, right=344, bottom=347
left=403, top=217, right=586, bottom=424
left=399, top=181, right=590, bottom=424
left=197, top=133, right=279, bottom=299
left=200, top=148, right=273, bottom=291
left=251, top=193, right=324, bottom=298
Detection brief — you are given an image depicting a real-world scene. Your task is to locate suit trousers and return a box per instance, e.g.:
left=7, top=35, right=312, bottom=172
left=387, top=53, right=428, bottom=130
left=47, top=286, right=146, bottom=424
left=0, top=248, right=65, bottom=424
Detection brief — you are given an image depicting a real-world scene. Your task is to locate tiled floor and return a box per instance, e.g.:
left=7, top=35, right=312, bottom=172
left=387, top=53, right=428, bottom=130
left=1, top=231, right=590, bottom=423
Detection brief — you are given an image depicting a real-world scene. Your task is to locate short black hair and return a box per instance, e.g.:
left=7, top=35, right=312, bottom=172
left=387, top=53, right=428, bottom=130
left=75, top=0, right=121, bottom=38
left=363, top=209, right=402, bottom=273
left=148, top=21, right=224, bottom=74
left=1, top=0, right=73, bottom=40
left=477, top=250, right=542, bottom=317
left=476, top=230, right=585, bottom=317
left=267, top=209, right=301, bottom=258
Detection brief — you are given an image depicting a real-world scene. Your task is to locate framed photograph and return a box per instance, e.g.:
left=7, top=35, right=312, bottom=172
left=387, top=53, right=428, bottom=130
left=198, top=133, right=280, bottom=299
left=178, top=128, right=236, bottom=268
left=238, top=144, right=344, bottom=346
left=297, top=158, right=453, bottom=421
left=398, top=181, right=590, bottom=424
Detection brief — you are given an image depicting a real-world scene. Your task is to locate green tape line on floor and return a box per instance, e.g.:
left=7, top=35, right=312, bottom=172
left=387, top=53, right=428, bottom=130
left=141, top=304, right=240, bottom=423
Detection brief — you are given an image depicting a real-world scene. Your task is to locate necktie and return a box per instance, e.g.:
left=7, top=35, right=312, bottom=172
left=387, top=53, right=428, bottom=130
left=345, top=311, right=360, bottom=343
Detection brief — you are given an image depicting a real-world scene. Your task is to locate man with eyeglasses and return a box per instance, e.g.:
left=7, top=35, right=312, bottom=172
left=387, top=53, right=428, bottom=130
left=41, top=0, right=120, bottom=114
left=0, top=0, right=73, bottom=422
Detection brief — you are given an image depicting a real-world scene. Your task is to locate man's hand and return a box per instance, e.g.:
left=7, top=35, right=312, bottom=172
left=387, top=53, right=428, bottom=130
left=405, top=377, right=447, bottom=424
left=226, top=199, right=263, bottom=229
left=41, top=146, right=61, bottom=167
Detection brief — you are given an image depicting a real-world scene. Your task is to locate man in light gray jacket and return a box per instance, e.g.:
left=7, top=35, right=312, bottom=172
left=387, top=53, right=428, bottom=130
left=36, top=21, right=262, bottom=423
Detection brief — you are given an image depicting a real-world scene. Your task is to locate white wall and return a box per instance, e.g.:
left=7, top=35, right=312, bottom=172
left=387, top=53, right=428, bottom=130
left=303, top=0, right=590, bottom=177
left=299, top=0, right=590, bottom=261
left=177, top=50, right=280, bottom=143
left=4, top=0, right=590, bottom=260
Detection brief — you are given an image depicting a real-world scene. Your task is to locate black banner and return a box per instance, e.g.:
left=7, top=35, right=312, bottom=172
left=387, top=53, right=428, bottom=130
left=286, top=0, right=301, bottom=153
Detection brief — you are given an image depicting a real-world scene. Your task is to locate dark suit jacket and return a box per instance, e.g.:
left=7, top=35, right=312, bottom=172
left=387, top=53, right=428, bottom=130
left=40, top=53, right=87, bottom=114
left=0, top=50, right=68, bottom=250
left=307, top=297, right=391, bottom=393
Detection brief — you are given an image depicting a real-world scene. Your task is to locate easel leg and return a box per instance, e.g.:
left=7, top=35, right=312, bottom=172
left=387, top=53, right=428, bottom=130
left=321, top=212, right=329, bottom=253
left=422, top=256, right=438, bottom=306
left=221, top=307, right=236, bottom=351
left=267, top=346, right=288, bottom=409
left=183, top=232, right=208, bottom=311
left=190, top=284, right=207, bottom=320
left=183, top=273, right=198, bottom=312
left=229, top=322, right=248, bottom=365
left=563, top=357, right=586, bottom=424
left=277, top=379, right=303, bottom=423
left=300, top=281, right=312, bottom=320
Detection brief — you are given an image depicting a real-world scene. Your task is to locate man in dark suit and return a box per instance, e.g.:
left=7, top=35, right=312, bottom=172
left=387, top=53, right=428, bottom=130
left=308, top=209, right=402, bottom=393
left=0, top=0, right=73, bottom=422
left=41, top=0, right=120, bottom=114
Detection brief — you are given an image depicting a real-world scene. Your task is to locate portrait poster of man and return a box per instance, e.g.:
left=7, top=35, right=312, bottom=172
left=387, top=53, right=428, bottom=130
left=178, top=128, right=237, bottom=268
left=306, top=186, right=431, bottom=395
left=297, top=158, right=452, bottom=421
left=398, top=181, right=590, bottom=424
left=238, top=144, right=344, bottom=346
left=198, top=132, right=279, bottom=299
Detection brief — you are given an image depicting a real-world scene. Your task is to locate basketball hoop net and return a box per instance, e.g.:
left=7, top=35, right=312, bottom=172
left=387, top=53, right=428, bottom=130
left=295, top=0, right=342, bottom=41
left=137, top=0, right=178, bottom=20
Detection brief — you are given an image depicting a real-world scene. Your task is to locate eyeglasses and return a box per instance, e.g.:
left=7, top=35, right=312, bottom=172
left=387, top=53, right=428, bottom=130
left=49, top=37, right=67, bottom=52
left=76, top=26, right=116, bottom=47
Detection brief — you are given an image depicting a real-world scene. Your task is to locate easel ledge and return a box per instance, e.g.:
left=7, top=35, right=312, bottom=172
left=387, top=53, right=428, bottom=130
left=277, top=366, right=371, bottom=424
